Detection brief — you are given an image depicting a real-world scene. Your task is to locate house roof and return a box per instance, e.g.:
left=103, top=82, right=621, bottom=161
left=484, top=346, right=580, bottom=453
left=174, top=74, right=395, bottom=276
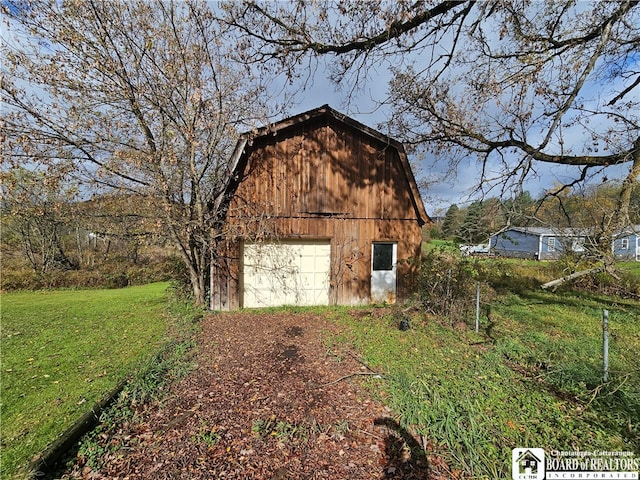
left=501, top=226, right=593, bottom=237
left=614, top=224, right=640, bottom=236
left=516, top=449, right=542, bottom=463
left=227, top=105, right=430, bottom=225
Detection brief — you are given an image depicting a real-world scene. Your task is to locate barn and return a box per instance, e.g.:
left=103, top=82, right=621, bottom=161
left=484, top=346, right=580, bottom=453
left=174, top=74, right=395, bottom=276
left=211, top=105, right=429, bottom=310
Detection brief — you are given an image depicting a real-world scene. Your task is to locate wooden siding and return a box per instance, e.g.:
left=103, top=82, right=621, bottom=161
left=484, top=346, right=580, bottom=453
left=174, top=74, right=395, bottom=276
left=214, top=219, right=422, bottom=309
left=214, top=116, right=425, bottom=309
left=230, top=119, right=418, bottom=223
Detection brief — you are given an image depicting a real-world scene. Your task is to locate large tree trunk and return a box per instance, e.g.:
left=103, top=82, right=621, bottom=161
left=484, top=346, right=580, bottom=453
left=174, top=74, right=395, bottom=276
left=189, top=265, right=207, bottom=307
left=541, top=266, right=605, bottom=291
left=184, top=244, right=207, bottom=306
left=169, top=223, right=209, bottom=307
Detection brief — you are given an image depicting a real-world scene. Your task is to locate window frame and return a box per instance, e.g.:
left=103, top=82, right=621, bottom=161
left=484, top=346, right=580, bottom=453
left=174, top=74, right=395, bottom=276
left=547, top=237, right=556, bottom=252
left=372, top=242, right=395, bottom=271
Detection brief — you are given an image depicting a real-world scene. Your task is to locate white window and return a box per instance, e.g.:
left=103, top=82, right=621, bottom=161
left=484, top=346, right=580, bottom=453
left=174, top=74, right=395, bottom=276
left=572, top=237, right=586, bottom=252
left=621, top=238, right=629, bottom=250
left=547, top=237, right=556, bottom=252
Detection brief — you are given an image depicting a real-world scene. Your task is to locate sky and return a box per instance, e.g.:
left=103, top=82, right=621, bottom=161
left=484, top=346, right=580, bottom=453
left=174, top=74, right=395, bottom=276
left=278, top=63, right=626, bottom=216
left=2, top=1, right=635, bottom=216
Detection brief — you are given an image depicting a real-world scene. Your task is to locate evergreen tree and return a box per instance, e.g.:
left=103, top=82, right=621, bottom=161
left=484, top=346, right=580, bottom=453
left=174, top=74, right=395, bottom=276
left=442, top=204, right=462, bottom=240
left=457, top=201, right=484, bottom=243
left=504, top=192, right=535, bottom=227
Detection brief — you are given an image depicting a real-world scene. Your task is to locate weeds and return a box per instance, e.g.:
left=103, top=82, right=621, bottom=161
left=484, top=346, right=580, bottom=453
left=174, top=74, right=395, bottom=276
left=334, top=289, right=640, bottom=479
left=414, top=250, right=498, bottom=324
left=191, top=422, right=221, bottom=448
left=251, top=417, right=275, bottom=437
left=251, top=417, right=353, bottom=445
left=251, top=416, right=311, bottom=443
left=333, top=419, right=350, bottom=438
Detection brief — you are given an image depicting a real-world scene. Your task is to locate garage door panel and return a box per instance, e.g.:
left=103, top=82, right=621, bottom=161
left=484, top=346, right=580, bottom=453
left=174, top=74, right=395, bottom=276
left=313, top=272, right=327, bottom=290
left=242, top=241, right=330, bottom=308
left=300, top=255, right=316, bottom=272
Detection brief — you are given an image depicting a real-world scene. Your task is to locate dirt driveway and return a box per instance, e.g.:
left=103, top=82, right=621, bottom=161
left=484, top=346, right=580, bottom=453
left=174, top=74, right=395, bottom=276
left=66, top=311, right=454, bottom=479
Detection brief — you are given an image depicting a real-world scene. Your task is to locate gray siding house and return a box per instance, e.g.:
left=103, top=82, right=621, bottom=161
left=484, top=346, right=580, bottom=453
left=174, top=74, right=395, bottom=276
left=612, top=225, right=640, bottom=261
left=490, top=227, right=588, bottom=260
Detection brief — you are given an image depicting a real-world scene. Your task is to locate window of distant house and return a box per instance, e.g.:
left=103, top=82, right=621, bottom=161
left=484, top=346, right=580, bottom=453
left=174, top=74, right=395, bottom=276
left=547, top=237, right=556, bottom=252
left=572, top=237, right=586, bottom=252
left=621, top=238, right=629, bottom=250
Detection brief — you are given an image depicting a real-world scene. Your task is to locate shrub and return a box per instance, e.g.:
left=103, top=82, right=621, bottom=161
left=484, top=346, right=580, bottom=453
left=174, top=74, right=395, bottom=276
left=415, top=250, right=496, bottom=324
left=572, top=267, right=640, bottom=298
left=1, top=252, right=185, bottom=291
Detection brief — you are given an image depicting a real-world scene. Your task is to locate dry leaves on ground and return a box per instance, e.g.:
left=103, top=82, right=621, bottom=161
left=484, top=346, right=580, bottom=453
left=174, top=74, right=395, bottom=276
left=63, top=311, right=456, bottom=479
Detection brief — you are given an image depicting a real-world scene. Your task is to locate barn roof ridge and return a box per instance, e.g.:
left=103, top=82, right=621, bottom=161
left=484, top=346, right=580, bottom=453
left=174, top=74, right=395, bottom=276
left=227, top=105, right=430, bottom=225
left=244, top=104, right=403, bottom=149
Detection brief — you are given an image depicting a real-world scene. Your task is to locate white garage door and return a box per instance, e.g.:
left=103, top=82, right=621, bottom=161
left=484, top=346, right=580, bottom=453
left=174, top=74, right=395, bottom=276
left=242, top=240, right=331, bottom=308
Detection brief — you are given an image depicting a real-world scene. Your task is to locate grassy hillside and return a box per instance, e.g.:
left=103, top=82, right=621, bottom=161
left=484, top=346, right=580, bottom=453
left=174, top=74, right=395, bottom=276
left=1, top=283, right=171, bottom=478
left=331, top=289, right=640, bottom=477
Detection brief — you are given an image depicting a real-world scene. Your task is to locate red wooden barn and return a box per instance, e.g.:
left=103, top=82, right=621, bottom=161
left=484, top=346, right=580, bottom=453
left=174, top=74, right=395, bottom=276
left=211, top=105, right=429, bottom=310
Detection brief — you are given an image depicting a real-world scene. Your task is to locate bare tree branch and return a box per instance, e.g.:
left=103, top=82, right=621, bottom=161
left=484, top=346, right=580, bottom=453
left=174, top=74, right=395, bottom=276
left=2, top=0, right=274, bottom=305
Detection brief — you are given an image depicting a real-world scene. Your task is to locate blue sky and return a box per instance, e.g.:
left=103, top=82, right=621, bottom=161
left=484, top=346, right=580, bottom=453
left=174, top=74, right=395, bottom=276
left=276, top=63, right=628, bottom=215
left=3, top=1, right=634, bottom=215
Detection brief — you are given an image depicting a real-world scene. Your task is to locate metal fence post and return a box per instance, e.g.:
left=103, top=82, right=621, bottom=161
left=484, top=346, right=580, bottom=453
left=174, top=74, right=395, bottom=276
left=603, top=309, right=609, bottom=382
left=475, top=282, right=480, bottom=333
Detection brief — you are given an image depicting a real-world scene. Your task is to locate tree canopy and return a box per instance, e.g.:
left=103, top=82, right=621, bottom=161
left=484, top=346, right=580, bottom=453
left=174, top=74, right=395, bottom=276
left=1, top=0, right=276, bottom=304
left=220, top=0, right=639, bottom=234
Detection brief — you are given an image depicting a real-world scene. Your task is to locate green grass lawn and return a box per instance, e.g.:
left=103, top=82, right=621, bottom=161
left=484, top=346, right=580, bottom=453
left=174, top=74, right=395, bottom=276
left=423, top=239, right=459, bottom=254
left=619, top=261, right=640, bottom=276
left=330, top=290, right=640, bottom=478
left=1, top=282, right=171, bottom=478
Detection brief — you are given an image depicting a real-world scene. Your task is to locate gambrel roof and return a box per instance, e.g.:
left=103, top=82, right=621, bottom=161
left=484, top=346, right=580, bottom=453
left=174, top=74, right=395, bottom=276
left=226, top=104, right=429, bottom=225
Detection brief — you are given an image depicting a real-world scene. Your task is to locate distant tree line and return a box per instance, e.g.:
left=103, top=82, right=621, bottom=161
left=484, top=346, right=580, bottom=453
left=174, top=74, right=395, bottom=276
left=1, top=168, right=180, bottom=289
left=431, top=184, right=640, bottom=244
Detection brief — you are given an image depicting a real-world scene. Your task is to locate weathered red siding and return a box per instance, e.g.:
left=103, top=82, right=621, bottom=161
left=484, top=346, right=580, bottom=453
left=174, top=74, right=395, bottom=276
left=212, top=108, right=428, bottom=310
